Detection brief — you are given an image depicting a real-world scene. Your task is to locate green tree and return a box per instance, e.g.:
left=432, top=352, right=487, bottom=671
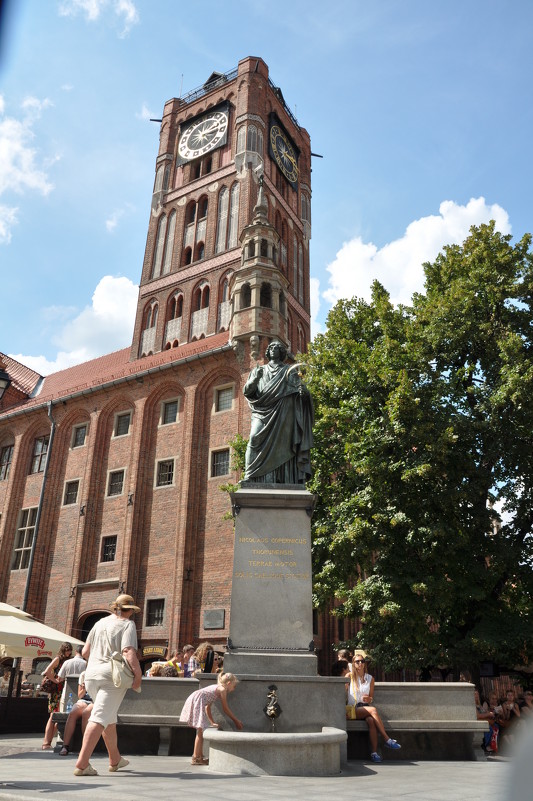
left=307, top=223, right=533, bottom=673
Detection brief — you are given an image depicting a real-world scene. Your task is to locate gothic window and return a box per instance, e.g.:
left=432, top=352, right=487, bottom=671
left=228, top=183, right=240, bottom=248
left=215, top=183, right=239, bottom=253
left=154, top=165, right=164, bottom=192
left=168, top=292, right=183, bottom=320
left=161, top=210, right=176, bottom=275
left=260, top=239, right=268, bottom=258
left=246, top=124, right=263, bottom=154
left=260, top=282, right=272, bottom=308
left=236, top=125, right=246, bottom=153
left=280, top=220, right=288, bottom=272
left=144, top=301, right=158, bottom=330
left=215, top=187, right=229, bottom=253
left=193, top=282, right=210, bottom=311
left=241, top=283, right=251, bottom=309
left=298, top=243, right=304, bottom=304
left=195, top=242, right=205, bottom=261
left=297, top=324, right=305, bottom=354
left=293, top=234, right=298, bottom=296
left=163, top=164, right=171, bottom=191
left=151, top=214, right=167, bottom=278
left=248, top=240, right=255, bottom=259
left=301, top=192, right=311, bottom=224
left=182, top=247, right=192, bottom=266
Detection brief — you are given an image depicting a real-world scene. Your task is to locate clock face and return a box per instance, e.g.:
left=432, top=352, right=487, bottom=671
left=270, top=124, right=299, bottom=187
left=178, top=110, right=229, bottom=161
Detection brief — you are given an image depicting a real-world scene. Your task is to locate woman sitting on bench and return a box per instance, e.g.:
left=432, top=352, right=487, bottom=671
left=349, top=650, right=401, bottom=763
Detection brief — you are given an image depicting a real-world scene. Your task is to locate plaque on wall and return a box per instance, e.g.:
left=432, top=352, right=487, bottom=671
left=204, top=609, right=225, bottom=630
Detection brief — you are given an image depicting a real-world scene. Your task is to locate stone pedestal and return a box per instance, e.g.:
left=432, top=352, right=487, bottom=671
left=225, top=487, right=317, bottom=676
left=205, top=487, right=347, bottom=775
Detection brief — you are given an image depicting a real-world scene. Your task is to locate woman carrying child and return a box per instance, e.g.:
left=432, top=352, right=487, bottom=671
left=179, top=672, right=243, bottom=765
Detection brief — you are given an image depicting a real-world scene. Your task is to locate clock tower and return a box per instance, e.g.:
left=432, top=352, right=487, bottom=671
left=130, top=56, right=312, bottom=363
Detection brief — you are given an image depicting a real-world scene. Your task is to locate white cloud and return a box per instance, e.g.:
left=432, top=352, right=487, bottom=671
left=9, top=275, right=138, bottom=375
left=58, top=0, right=140, bottom=37
left=0, top=205, right=19, bottom=244
left=323, top=197, right=511, bottom=309
left=0, top=96, right=54, bottom=243
left=105, top=202, right=134, bottom=232
left=136, top=103, right=154, bottom=121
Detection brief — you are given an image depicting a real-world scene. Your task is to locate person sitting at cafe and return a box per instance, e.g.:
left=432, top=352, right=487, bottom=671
left=59, top=671, right=93, bottom=756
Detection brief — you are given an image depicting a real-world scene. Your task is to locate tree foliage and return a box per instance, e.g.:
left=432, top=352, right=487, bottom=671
left=307, top=223, right=533, bottom=672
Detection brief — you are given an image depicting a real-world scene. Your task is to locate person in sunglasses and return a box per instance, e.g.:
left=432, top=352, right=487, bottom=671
left=349, top=650, right=401, bottom=763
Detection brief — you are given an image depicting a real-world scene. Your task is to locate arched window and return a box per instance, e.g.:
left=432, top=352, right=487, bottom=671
left=247, top=124, right=257, bottom=152
left=195, top=242, right=205, bottom=261
left=218, top=274, right=232, bottom=332
left=185, top=202, right=196, bottom=225
left=165, top=291, right=183, bottom=349
left=140, top=300, right=158, bottom=356
left=215, top=182, right=239, bottom=252
left=154, top=165, right=164, bottom=192
left=297, top=324, right=305, bottom=354
left=298, top=243, right=304, bottom=304
left=281, top=220, right=288, bottom=272
left=182, top=247, right=192, bottom=266
left=183, top=197, right=208, bottom=261
left=163, top=164, right=171, bottom=191
left=237, top=126, right=246, bottom=153
left=151, top=215, right=167, bottom=278
left=248, top=240, right=255, bottom=259
left=260, top=239, right=268, bottom=258
left=260, top=282, right=272, bottom=308
left=228, top=183, right=240, bottom=248
left=198, top=197, right=208, bottom=219
left=293, top=234, right=298, bottom=296
left=215, top=187, right=229, bottom=253
left=161, top=210, right=176, bottom=275
left=241, top=283, right=251, bottom=309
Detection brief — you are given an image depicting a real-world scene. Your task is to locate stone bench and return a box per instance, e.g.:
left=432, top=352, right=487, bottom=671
left=53, top=675, right=198, bottom=755
left=345, top=682, right=489, bottom=760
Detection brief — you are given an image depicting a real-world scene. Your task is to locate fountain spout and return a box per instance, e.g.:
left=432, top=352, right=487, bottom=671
left=263, top=684, right=282, bottom=732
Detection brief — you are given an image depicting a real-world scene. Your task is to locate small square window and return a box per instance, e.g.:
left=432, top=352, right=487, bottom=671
left=107, top=470, right=125, bottom=496
left=64, top=480, right=79, bottom=505
left=215, top=386, right=233, bottom=412
left=146, top=599, right=165, bottom=627
left=101, top=535, right=117, bottom=563
left=211, top=449, right=230, bottom=477
left=162, top=400, right=178, bottom=425
left=156, top=459, right=174, bottom=487
left=114, top=413, right=131, bottom=437
left=72, top=424, right=87, bottom=448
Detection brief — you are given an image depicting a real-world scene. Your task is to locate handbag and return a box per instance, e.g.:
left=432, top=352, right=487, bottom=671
left=40, top=677, right=59, bottom=694
left=346, top=704, right=357, bottom=720
left=105, top=628, right=141, bottom=693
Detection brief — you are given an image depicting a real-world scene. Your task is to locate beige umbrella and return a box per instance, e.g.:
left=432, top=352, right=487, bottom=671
left=0, top=602, right=84, bottom=659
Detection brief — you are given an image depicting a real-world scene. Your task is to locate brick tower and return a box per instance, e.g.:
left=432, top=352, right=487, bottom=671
left=0, top=56, right=331, bottom=674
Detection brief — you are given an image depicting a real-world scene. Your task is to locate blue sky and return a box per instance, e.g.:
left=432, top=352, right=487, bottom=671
left=1, top=0, right=532, bottom=375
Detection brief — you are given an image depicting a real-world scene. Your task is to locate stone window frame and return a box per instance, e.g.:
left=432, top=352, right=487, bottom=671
left=160, top=398, right=180, bottom=427
left=106, top=468, right=126, bottom=498
left=0, top=443, right=14, bottom=481
left=145, top=598, right=165, bottom=627
left=210, top=447, right=231, bottom=478
left=30, top=435, right=49, bottom=474
left=100, top=535, right=117, bottom=563
left=12, top=507, right=38, bottom=570
left=213, top=383, right=235, bottom=414
left=155, top=457, right=175, bottom=488
left=71, top=423, right=88, bottom=449
left=113, top=411, right=132, bottom=438
left=63, top=478, right=80, bottom=506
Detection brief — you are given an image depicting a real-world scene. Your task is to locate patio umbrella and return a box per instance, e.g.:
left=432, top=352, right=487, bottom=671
left=0, top=602, right=84, bottom=659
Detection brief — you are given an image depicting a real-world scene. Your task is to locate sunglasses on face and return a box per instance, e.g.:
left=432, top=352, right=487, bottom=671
left=353, top=659, right=365, bottom=664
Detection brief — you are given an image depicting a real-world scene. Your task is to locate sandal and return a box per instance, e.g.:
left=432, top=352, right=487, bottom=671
left=191, top=757, right=209, bottom=765
left=59, top=744, right=70, bottom=756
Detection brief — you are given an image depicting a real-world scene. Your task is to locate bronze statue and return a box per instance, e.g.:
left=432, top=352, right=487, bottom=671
left=243, top=340, right=313, bottom=485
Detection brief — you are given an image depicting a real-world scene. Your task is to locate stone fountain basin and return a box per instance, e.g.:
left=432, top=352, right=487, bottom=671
left=204, top=726, right=347, bottom=776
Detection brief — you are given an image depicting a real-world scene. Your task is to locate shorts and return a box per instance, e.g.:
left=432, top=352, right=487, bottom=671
left=84, top=678, right=127, bottom=728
